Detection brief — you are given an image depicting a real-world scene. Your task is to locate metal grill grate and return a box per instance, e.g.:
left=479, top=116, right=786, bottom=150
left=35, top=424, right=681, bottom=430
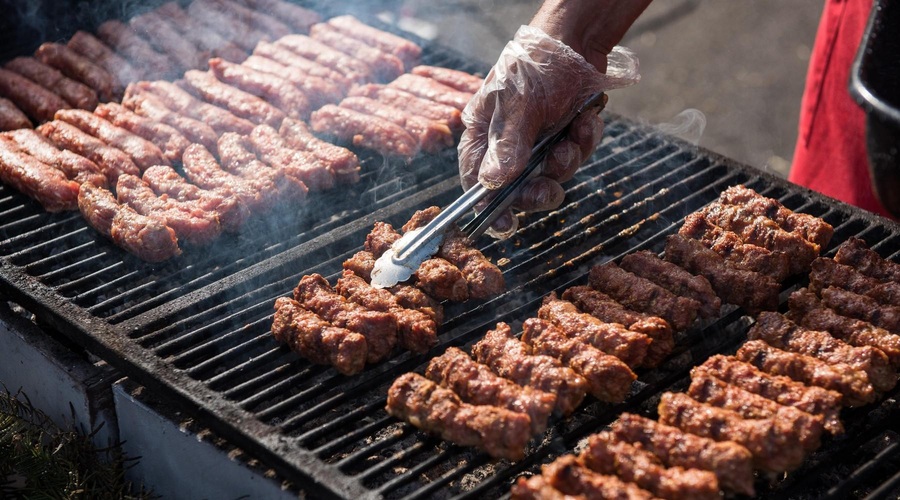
left=2, top=2, right=900, bottom=498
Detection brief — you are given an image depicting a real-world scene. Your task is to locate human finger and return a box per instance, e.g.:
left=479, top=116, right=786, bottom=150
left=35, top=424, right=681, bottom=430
left=511, top=176, right=566, bottom=213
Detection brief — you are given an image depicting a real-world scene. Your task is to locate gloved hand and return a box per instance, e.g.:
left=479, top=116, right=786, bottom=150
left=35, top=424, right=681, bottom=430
left=458, top=25, right=640, bottom=238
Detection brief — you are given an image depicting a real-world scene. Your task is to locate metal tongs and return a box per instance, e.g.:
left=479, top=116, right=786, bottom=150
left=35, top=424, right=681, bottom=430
left=370, top=92, right=607, bottom=289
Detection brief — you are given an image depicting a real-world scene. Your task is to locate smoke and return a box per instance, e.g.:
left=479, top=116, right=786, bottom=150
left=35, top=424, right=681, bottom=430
left=653, top=108, right=707, bottom=146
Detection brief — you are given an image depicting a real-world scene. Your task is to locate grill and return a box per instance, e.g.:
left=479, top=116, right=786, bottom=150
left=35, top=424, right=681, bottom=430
left=2, top=2, right=900, bottom=499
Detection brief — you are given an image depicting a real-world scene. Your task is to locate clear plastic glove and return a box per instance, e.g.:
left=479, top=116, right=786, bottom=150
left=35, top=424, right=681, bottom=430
left=458, top=25, right=640, bottom=238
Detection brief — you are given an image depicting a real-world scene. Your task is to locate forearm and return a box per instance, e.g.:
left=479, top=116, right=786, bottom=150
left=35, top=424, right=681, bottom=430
left=530, top=0, right=653, bottom=71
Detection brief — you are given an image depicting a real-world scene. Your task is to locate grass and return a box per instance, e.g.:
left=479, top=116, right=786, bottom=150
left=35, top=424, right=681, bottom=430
left=0, top=389, right=155, bottom=499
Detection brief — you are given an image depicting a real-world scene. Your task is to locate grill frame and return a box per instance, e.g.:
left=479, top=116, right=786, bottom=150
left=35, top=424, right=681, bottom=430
left=5, top=113, right=900, bottom=498
left=2, top=2, right=900, bottom=498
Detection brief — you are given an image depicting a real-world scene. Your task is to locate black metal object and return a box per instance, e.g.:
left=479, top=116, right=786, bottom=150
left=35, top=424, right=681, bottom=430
left=850, top=0, right=900, bottom=218
left=2, top=2, right=900, bottom=498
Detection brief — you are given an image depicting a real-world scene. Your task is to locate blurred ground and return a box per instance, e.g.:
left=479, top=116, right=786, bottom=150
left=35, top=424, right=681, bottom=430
left=367, top=0, right=824, bottom=178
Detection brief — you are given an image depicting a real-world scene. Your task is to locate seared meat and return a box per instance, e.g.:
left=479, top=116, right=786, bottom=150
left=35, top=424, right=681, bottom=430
left=471, top=322, right=587, bottom=415
left=411, top=65, right=483, bottom=94
left=309, top=23, right=404, bottom=82
left=658, top=392, right=816, bottom=472
left=275, top=34, right=372, bottom=83
left=209, top=58, right=310, bottom=119
left=217, top=130, right=267, bottom=171
left=185, top=0, right=272, bottom=52
left=541, top=455, right=656, bottom=500
left=94, top=102, right=190, bottom=164
left=341, top=250, right=445, bottom=323
left=142, top=165, right=248, bottom=233
left=67, top=30, right=139, bottom=88
left=181, top=143, right=279, bottom=211
left=252, top=41, right=353, bottom=93
left=510, top=475, right=574, bottom=500
left=718, top=185, right=834, bottom=249
left=810, top=257, right=900, bottom=306
left=310, top=104, right=420, bottom=159
left=336, top=270, right=437, bottom=353
left=239, top=55, right=333, bottom=107
left=537, top=294, right=650, bottom=368
left=561, top=286, right=674, bottom=367
left=579, top=431, right=720, bottom=500
left=153, top=2, right=248, bottom=64
left=126, top=80, right=255, bottom=135
left=412, top=257, right=470, bottom=301
left=0, top=68, right=69, bottom=123
left=247, top=124, right=333, bottom=191
left=698, top=202, right=819, bottom=275
left=209, top=0, right=293, bottom=40
left=365, top=221, right=401, bottom=257
left=327, top=15, right=422, bottom=68
left=37, top=120, right=140, bottom=184
left=78, top=181, right=180, bottom=262
left=387, top=284, right=444, bottom=324
left=820, top=286, right=900, bottom=334
left=181, top=70, right=286, bottom=127
left=679, top=212, right=791, bottom=281
left=122, top=93, right=218, bottom=151
left=339, top=96, right=453, bottom=154
left=0, top=136, right=80, bottom=212
left=5, top=56, right=98, bottom=110
left=620, top=250, right=721, bottom=318
left=609, top=413, right=755, bottom=496
left=521, top=318, right=636, bottom=403
left=748, top=312, right=896, bottom=393
left=96, top=19, right=173, bottom=80
left=664, top=233, right=780, bottom=314
left=588, top=261, right=699, bottom=331
left=242, top=0, right=321, bottom=32
left=271, top=297, right=367, bottom=375
left=385, top=372, right=532, bottom=461
left=692, top=355, right=844, bottom=435
left=116, top=174, right=221, bottom=245
left=3, top=128, right=105, bottom=187
left=294, top=274, right=398, bottom=363
left=388, top=73, right=473, bottom=111
left=241, top=53, right=344, bottom=109
left=54, top=108, right=168, bottom=170
left=279, top=118, right=360, bottom=184
left=365, top=220, right=469, bottom=302
left=404, top=206, right=505, bottom=299
left=129, top=11, right=205, bottom=73
left=687, top=374, right=824, bottom=451
left=425, top=347, right=555, bottom=434
left=343, top=250, right=376, bottom=281
left=788, top=287, right=900, bottom=368
left=834, top=237, right=900, bottom=283
left=735, top=340, right=876, bottom=407
left=349, top=84, right=462, bottom=132
left=34, top=42, right=116, bottom=102
left=217, top=132, right=308, bottom=203
left=0, top=97, right=31, bottom=131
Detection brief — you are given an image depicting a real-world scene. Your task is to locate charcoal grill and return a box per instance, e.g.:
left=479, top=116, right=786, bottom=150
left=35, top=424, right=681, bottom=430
left=2, top=1, right=900, bottom=498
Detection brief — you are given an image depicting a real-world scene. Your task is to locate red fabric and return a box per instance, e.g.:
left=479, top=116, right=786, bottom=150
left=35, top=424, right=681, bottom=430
left=789, top=0, right=891, bottom=217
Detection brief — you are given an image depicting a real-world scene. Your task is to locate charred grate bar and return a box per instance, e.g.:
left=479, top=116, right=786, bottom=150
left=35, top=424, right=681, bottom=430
left=2, top=2, right=900, bottom=498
